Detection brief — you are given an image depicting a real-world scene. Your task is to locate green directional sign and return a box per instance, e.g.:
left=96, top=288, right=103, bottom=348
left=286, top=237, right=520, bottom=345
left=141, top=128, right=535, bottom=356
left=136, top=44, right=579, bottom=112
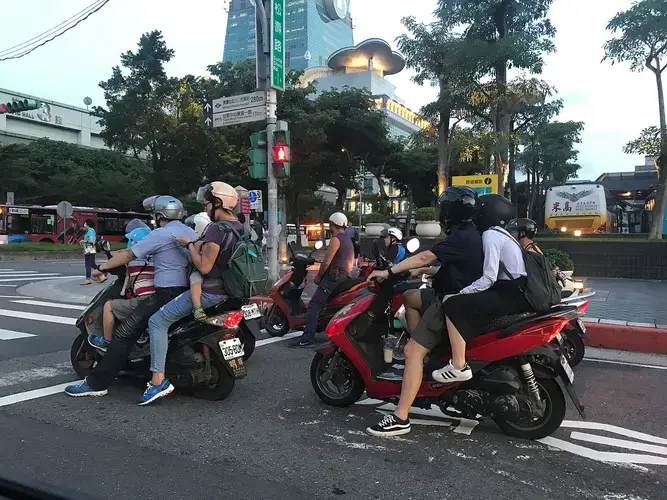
left=270, top=0, right=285, bottom=91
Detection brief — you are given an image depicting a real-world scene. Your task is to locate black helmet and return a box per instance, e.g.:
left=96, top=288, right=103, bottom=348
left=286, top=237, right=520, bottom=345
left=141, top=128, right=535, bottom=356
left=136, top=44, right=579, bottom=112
left=436, top=186, right=479, bottom=234
left=506, top=218, right=537, bottom=239
left=476, top=194, right=517, bottom=231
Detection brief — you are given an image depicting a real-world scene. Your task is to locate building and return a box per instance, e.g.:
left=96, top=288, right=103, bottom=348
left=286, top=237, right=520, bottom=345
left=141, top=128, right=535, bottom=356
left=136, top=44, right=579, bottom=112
left=302, top=38, right=429, bottom=139
left=0, top=88, right=104, bottom=150
left=223, top=0, right=354, bottom=72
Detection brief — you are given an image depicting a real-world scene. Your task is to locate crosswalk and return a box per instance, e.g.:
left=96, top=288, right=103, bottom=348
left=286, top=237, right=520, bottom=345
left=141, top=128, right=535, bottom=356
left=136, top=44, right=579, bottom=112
left=0, top=298, right=83, bottom=341
left=0, top=269, right=80, bottom=284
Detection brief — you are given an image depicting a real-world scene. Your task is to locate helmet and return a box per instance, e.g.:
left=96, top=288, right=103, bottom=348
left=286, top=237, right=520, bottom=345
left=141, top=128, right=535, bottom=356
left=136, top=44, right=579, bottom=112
left=329, top=212, right=348, bottom=228
left=506, top=218, right=537, bottom=239
left=436, top=186, right=479, bottom=234
left=196, top=182, right=238, bottom=211
left=380, top=228, right=389, bottom=238
left=192, top=212, right=211, bottom=239
left=143, top=195, right=184, bottom=222
left=125, top=218, right=150, bottom=234
left=126, top=227, right=151, bottom=248
left=387, top=227, right=403, bottom=241
left=476, top=194, right=517, bottom=231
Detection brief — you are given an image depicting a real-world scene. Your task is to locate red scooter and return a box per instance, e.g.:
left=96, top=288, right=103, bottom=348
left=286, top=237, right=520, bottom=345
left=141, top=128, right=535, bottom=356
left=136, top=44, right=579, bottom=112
left=310, top=273, right=586, bottom=439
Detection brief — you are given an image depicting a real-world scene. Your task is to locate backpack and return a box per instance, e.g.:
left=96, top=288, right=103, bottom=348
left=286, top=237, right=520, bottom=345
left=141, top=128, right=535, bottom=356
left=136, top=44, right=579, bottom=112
left=217, top=221, right=268, bottom=299
left=491, top=228, right=561, bottom=313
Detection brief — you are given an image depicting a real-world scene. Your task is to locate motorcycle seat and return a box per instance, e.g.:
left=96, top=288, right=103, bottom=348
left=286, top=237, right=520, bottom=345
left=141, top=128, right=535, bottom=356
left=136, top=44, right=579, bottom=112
left=392, top=280, right=424, bottom=294
left=331, top=277, right=365, bottom=296
left=491, top=304, right=579, bottom=339
left=483, top=312, right=539, bottom=333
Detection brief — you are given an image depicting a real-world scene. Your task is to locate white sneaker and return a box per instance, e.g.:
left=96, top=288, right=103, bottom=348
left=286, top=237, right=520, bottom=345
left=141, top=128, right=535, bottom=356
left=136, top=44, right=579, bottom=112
left=432, top=360, right=473, bottom=384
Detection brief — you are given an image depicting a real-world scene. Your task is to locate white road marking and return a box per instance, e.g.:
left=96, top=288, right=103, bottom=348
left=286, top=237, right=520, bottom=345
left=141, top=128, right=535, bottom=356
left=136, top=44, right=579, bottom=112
left=570, top=431, right=667, bottom=457
left=538, top=437, right=667, bottom=466
left=560, top=420, right=667, bottom=446
left=0, top=270, right=39, bottom=274
left=0, top=276, right=79, bottom=283
left=0, top=295, right=33, bottom=298
left=0, top=273, right=61, bottom=278
left=0, top=363, right=71, bottom=387
left=0, top=331, right=300, bottom=408
left=0, top=329, right=36, bottom=340
left=0, top=309, right=76, bottom=325
left=11, top=299, right=86, bottom=311
left=583, top=358, right=667, bottom=371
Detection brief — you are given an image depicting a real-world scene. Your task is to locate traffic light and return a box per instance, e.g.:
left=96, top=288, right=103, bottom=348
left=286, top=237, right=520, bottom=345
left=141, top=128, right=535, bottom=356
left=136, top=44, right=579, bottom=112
left=0, top=99, right=41, bottom=114
left=247, top=130, right=268, bottom=180
left=272, top=129, right=291, bottom=179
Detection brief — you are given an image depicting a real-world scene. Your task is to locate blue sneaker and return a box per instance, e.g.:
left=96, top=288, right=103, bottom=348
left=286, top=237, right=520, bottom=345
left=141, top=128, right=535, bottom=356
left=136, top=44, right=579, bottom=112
left=137, top=379, right=174, bottom=406
left=87, top=334, right=110, bottom=351
left=65, top=379, right=108, bottom=397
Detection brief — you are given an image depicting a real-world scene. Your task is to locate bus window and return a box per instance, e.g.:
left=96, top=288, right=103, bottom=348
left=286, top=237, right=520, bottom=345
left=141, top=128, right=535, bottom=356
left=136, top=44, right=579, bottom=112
left=0, top=214, right=5, bottom=234
left=30, top=213, right=56, bottom=234
left=97, top=218, right=106, bottom=234
left=105, top=218, right=120, bottom=234
left=8, top=213, right=31, bottom=234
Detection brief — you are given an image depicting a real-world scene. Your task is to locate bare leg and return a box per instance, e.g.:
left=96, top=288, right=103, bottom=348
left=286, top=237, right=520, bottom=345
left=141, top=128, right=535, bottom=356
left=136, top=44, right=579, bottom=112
left=103, top=301, right=115, bottom=342
left=191, top=281, right=206, bottom=320
left=445, top=315, right=466, bottom=369
left=403, top=289, right=422, bottom=333
left=394, top=339, right=428, bottom=420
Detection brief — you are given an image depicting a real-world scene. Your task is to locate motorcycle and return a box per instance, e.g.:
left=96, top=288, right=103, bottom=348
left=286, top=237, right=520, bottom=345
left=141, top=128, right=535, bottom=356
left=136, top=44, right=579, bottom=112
left=310, top=271, right=586, bottom=440
left=69, top=241, right=262, bottom=401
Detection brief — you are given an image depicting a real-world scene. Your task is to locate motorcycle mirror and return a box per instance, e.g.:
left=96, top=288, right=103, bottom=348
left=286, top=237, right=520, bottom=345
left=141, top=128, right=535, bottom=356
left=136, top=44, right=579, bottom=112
left=406, top=238, right=420, bottom=253
left=314, top=241, right=324, bottom=250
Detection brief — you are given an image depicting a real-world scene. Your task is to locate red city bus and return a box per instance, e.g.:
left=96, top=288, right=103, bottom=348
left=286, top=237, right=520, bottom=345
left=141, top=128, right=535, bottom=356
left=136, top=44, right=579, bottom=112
left=0, top=205, right=152, bottom=245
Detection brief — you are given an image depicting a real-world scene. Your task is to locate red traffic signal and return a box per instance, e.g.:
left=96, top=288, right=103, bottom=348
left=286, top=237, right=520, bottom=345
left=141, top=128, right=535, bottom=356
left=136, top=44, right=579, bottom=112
left=0, top=104, right=8, bottom=114
left=272, top=145, right=289, bottom=163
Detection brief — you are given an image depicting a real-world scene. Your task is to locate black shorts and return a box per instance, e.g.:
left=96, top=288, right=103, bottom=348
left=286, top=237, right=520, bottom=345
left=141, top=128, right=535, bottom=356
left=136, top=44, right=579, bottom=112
left=411, top=289, right=447, bottom=351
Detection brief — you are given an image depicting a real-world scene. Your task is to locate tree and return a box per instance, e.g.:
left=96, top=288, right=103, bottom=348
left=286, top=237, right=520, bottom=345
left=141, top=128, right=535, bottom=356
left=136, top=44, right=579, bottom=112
left=437, top=0, right=557, bottom=194
left=604, top=0, right=667, bottom=238
left=624, top=126, right=662, bottom=168
left=397, top=18, right=476, bottom=195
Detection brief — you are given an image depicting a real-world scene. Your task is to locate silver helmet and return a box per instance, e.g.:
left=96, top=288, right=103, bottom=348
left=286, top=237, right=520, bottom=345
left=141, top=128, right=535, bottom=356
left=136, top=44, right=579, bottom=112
left=143, top=195, right=184, bottom=221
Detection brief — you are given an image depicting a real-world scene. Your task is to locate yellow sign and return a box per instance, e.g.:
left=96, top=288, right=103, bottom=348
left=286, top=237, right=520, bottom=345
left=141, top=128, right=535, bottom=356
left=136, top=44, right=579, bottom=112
left=452, top=175, right=498, bottom=195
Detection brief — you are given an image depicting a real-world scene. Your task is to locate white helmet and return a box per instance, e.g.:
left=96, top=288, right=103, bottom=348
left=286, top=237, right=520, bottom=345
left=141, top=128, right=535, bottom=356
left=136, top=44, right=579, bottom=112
left=196, top=181, right=239, bottom=211
left=329, top=212, right=348, bottom=228
left=387, top=227, right=403, bottom=241
left=193, top=212, right=212, bottom=239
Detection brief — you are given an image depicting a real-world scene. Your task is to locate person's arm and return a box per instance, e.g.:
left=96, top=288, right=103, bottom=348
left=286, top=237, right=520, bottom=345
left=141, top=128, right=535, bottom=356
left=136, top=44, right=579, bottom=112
left=409, top=265, right=440, bottom=278
left=316, top=237, right=340, bottom=282
left=189, top=241, right=220, bottom=275
left=459, top=233, right=501, bottom=294
left=367, top=250, right=437, bottom=282
left=96, top=249, right=135, bottom=275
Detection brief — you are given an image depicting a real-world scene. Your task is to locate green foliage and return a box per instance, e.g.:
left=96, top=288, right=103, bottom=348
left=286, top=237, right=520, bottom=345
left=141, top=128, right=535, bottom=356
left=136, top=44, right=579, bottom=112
left=415, top=207, right=436, bottom=221
left=623, top=126, right=661, bottom=160
left=543, top=248, right=573, bottom=272
left=0, top=139, right=152, bottom=210
left=363, top=213, right=389, bottom=224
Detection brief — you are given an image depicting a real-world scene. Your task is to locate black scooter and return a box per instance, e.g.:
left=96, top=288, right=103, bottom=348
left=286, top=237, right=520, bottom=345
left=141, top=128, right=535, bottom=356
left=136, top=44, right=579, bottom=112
left=69, top=241, right=262, bottom=401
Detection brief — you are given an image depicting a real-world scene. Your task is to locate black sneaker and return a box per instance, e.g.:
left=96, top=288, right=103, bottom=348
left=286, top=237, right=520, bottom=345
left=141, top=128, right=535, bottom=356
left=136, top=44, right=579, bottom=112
left=288, top=336, right=314, bottom=349
left=366, top=414, right=411, bottom=437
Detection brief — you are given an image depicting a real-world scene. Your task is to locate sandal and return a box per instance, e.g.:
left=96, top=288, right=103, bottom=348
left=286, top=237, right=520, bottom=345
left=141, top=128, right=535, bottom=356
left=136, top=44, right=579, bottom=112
left=193, top=306, right=207, bottom=322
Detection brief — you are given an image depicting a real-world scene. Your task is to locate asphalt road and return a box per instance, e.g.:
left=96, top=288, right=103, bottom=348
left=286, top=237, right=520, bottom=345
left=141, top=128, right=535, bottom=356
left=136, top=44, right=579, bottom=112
left=0, top=262, right=665, bottom=500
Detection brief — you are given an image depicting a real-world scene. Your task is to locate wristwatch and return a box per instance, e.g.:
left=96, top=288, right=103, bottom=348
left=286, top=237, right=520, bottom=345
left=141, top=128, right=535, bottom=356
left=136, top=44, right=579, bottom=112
left=387, top=267, right=394, bottom=277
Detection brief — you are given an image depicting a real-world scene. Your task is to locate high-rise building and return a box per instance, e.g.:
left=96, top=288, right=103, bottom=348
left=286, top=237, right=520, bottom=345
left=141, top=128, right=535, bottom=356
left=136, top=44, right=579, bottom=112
left=223, top=0, right=354, bottom=71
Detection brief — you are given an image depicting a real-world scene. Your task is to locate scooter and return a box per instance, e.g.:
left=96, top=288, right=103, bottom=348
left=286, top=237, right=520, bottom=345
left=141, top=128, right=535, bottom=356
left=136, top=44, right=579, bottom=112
left=310, top=272, right=586, bottom=440
left=69, top=241, right=262, bottom=401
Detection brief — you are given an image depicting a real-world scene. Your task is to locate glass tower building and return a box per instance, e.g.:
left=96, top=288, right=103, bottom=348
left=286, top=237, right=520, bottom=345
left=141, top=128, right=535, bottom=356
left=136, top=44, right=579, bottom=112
left=223, top=0, right=354, bottom=72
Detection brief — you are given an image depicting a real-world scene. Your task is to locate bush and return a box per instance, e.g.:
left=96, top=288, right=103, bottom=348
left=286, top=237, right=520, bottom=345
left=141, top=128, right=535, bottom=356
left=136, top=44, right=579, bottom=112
left=363, top=212, right=388, bottom=223
left=544, top=248, right=573, bottom=271
left=344, top=211, right=359, bottom=225
left=415, top=207, right=436, bottom=221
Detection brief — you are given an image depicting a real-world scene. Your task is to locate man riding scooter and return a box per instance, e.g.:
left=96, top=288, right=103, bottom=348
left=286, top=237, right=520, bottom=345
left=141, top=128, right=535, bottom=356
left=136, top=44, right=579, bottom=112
left=384, top=227, right=406, bottom=264
left=288, top=212, right=355, bottom=348
left=366, top=186, right=484, bottom=436
left=65, top=196, right=196, bottom=399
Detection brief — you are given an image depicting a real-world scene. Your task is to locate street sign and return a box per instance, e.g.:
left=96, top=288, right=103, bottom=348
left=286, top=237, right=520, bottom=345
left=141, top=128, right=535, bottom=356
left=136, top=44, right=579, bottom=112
left=56, top=201, right=74, bottom=219
left=213, top=106, right=266, bottom=127
left=249, top=190, right=263, bottom=211
left=452, top=175, right=498, bottom=195
left=213, top=91, right=265, bottom=113
left=240, top=198, right=252, bottom=215
left=203, top=101, right=213, bottom=129
left=270, top=0, right=285, bottom=91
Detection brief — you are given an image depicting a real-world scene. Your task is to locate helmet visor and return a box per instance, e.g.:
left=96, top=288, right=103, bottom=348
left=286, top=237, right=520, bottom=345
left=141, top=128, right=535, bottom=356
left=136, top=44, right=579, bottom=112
left=142, top=196, right=159, bottom=213
left=196, top=185, right=213, bottom=205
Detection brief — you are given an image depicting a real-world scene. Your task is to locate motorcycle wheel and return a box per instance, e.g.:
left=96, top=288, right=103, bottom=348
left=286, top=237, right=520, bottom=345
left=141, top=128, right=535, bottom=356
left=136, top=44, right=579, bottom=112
left=239, top=330, right=256, bottom=361
left=494, top=378, right=566, bottom=440
left=562, top=326, right=585, bottom=367
left=191, top=351, right=235, bottom=401
left=265, top=306, right=290, bottom=337
left=310, top=351, right=365, bottom=407
left=70, top=332, right=98, bottom=379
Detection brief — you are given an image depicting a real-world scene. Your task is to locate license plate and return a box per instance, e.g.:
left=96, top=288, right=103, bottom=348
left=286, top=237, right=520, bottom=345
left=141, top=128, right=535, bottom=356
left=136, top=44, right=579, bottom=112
left=242, top=304, right=261, bottom=320
left=560, top=354, right=575, bottom=383
left=227, top=356, right=247, bottom=379
left=219, top=338, right=244, bottom=361
left=576, top=318, right=587, bottom=334
left=556, top=332, right=564, bottom=345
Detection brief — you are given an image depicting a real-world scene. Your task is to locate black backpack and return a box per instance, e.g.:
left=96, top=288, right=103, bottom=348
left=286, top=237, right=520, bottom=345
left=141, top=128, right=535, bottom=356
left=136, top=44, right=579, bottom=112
left=492, top=228, right=562, bottom=313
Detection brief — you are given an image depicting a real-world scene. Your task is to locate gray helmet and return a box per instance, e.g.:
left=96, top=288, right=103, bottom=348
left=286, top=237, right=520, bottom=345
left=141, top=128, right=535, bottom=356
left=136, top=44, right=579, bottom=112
left=144, top=195, right=184, bottom=221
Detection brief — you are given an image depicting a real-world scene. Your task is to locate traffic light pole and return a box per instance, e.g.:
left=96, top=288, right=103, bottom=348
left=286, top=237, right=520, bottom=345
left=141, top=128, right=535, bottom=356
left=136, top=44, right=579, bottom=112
left=266, top=88, right=279, bottom=283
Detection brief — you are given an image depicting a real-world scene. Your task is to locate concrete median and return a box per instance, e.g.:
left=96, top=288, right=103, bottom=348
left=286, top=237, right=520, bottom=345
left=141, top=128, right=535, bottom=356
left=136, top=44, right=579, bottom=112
left=584, top=320, right=667, bottom=355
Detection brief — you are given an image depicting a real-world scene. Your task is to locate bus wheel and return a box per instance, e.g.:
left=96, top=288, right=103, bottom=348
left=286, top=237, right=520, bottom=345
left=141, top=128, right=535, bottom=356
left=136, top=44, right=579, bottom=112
left=39, top=239, right=54, bottom=243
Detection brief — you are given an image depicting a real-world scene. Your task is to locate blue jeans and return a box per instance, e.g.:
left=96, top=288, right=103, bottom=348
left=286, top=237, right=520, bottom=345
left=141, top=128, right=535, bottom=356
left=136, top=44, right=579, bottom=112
left=147, top=291, right=226, bottom=373
left=302, top=275, right=346, bottom=342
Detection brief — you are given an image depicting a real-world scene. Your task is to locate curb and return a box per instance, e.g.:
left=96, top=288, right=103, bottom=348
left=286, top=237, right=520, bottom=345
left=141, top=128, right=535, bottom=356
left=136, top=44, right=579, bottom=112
left=583, top=322, right=667, bottom=355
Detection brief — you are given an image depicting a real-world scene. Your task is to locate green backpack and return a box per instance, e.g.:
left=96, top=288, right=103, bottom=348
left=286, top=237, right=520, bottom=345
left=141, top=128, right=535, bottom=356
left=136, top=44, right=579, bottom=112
left=217, top=221, right=268, bottom=299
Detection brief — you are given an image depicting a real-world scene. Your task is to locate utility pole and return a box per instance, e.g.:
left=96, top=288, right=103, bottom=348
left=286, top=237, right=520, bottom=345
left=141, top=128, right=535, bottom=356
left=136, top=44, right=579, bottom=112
left=266, top=89, right=279, bottom=281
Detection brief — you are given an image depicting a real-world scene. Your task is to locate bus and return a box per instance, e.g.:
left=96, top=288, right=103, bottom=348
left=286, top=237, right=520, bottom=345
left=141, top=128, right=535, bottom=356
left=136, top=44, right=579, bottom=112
left=544, top=183, right=617, bottom=235
left=0, top=204, right=152, bottom=245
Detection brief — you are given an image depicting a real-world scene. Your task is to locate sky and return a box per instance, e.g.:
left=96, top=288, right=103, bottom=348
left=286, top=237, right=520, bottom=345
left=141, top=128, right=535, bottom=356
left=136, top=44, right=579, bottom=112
left=0, top=0, right=657, bottom=181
